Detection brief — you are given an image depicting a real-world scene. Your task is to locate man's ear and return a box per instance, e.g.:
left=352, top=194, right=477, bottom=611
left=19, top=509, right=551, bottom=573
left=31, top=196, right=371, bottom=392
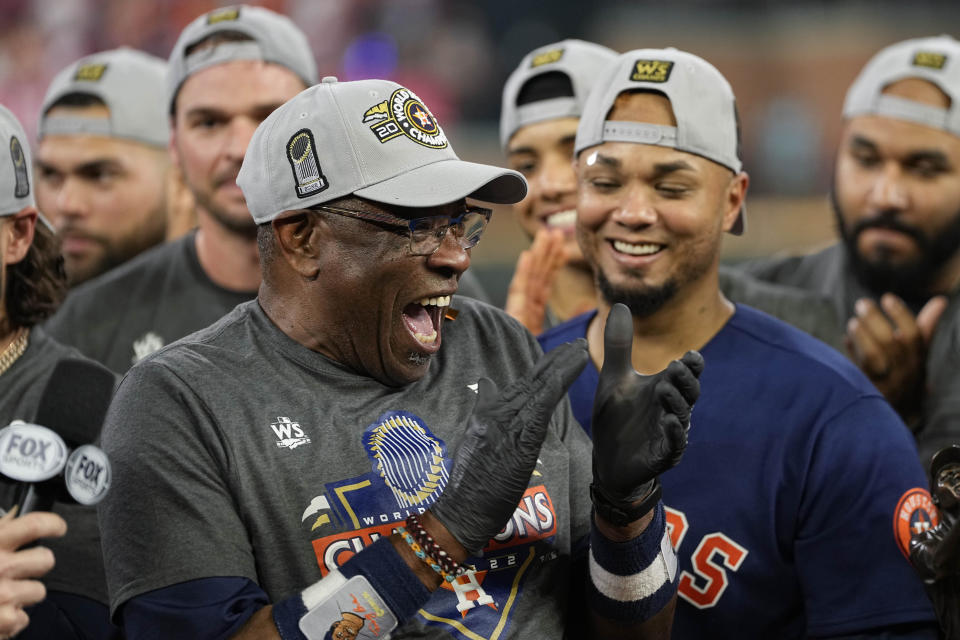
left=273, top=212, right=326, bottom=280
left=2, top=207, right=38, bottom=266
left=721, top=171, right=749, bottom=233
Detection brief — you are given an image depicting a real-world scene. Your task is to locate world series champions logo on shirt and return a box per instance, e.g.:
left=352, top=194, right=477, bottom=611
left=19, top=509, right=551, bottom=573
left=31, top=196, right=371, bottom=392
left=362, top=88, right=448, bottom=149
left=302, top=410, right=559, bottom=640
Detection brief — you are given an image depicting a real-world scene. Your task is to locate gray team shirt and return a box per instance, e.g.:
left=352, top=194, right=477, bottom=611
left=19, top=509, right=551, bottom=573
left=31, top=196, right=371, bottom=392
left=44, top=230, right=255, bottom=374
left=744, top=243, right=957, bottom=466
left=45, top=230, right=490, bottom=375
left=0, top=327, right=112, bottom=603
left=99, top=298, right=592, bottom=639
left=718, top=265, right=845, bottom=351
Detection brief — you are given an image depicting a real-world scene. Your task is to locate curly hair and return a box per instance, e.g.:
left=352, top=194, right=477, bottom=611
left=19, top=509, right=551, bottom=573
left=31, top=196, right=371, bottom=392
left=4, top=221, right=67, bottom=330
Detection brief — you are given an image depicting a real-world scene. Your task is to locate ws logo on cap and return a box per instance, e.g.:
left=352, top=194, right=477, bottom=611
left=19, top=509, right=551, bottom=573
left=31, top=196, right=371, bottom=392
left=74, top=63, right=107, bottom=82
left=531, top=48, right=564, bottom=68
left=913, top=51, right=947, bottom=70
left=9, top=137, right=28, bottom=198
left=207, top=7, right=240, bottom=24
left=363, top=88, right=448, bottom=150
left=286, top=129, right=328, bottom=198
left=630, top=60, right=674, bottom=83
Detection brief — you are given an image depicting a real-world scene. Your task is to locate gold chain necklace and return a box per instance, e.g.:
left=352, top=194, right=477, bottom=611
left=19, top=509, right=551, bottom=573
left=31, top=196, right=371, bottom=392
left=0, top=328, right=29, bottom=377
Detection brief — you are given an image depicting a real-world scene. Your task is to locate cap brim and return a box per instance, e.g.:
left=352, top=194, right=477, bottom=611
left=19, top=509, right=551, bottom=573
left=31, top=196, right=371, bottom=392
left=354, top=159, right=527, bottom=207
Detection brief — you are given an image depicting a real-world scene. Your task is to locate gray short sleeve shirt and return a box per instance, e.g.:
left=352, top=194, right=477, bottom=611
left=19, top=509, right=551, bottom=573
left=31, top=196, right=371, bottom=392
left=99, top=298, right=591, bottom=638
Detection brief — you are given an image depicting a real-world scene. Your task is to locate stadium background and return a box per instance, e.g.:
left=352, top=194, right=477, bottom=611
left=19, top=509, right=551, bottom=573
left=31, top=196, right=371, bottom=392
left=1, top=0, right=957, bottom=305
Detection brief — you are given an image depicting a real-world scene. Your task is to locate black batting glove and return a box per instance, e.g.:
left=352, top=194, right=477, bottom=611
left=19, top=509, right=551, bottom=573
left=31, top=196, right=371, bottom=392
left=591, top=303, right=704, bottom=526
left=431, top=339, right=588, bottom=555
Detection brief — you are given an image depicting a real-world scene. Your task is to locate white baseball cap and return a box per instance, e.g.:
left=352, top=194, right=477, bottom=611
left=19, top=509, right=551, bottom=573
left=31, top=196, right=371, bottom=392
left=0, top=105, right=35, bottom=215
left=500, top=39, right=618, bottom=150
left=39, top=47, right=168, bottom=148
left=844, top=35, right=960, bottom=136
left=167, top=4, right=318, bottom=113
left=238, top=77, right=527, bottom=224
left=575, top=48, right=745, bottom=235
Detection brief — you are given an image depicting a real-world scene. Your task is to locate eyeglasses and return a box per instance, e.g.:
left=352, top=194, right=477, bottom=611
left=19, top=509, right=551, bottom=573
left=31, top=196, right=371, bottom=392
left=311, top=203, right=493, bottom=256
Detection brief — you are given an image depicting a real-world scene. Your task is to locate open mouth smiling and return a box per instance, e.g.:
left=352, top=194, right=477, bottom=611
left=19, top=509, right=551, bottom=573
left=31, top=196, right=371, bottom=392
left=401, top=294, right=452, bottom=348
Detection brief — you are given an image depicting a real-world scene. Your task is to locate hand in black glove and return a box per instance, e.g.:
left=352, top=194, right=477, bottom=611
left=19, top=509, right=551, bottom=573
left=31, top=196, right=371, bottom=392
left=431, top=339, right=588, bottom=555
left=591, top=303, right=704, bottom=525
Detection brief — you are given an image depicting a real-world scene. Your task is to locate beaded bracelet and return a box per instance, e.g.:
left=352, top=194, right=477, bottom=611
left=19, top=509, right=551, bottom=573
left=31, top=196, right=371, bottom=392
left=396, top=525, right=457, bottom=584
left=397, top=513, right=470, bottom=583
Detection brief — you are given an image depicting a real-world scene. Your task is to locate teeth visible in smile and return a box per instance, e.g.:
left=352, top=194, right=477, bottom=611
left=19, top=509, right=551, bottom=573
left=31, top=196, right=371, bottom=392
left=418, top=295, right=451, bottom=307
left=414, top=330, right=438, bottom=344
left=613, top=240, right=661, bottom=256
left=546, top=210, right=576, bottom=228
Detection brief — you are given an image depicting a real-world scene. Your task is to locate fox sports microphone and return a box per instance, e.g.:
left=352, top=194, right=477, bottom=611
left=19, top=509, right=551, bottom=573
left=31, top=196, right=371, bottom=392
left=0, top=358, right=114, bottom=514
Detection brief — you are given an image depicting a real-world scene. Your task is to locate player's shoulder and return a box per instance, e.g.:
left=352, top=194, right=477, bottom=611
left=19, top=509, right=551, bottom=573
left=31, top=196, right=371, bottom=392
left=538, top=310, right=595, bottom=352
left=743, top=243, right=843, bottom=285
left=54, top=235, right=193, bottom=316
left=725, top=304, right=875, bottom=395
left=127, top=300, right=258, bottom=377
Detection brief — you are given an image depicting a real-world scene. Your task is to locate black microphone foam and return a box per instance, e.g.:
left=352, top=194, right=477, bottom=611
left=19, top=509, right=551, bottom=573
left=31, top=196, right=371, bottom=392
left=34, top=358, right=115, bottom=447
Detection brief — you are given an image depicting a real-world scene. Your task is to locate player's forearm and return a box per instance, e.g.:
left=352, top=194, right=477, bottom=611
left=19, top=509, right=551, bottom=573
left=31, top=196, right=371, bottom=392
left=586, top=502, right=678, bottom=639
left=232, top=513, right=462, bottom=640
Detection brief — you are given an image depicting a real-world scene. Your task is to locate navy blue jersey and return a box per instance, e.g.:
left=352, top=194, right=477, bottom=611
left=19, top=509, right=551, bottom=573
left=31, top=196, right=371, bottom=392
left=539, top=305, right=937, bottom=637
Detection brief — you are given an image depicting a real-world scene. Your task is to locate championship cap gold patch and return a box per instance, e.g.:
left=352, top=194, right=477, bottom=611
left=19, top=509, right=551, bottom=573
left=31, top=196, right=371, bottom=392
left=74, top=63, right=107, bottom=82
left=531, top=48, right=564, bottom=68
left=286, top=129, right=328, bottom=198
left=362, top=87, right=448, bottom=149
left=912, top=51, right=947, bottom=70
left=630, top=59, right=674, bottom=83
left=207, top=7, right=240, bottom=24
left=9, top=136, right=28, bottom=198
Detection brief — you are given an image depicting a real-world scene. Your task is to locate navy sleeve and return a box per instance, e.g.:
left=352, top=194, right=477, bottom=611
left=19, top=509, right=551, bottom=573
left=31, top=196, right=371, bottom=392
left=120, top=577, right=269, bottom=640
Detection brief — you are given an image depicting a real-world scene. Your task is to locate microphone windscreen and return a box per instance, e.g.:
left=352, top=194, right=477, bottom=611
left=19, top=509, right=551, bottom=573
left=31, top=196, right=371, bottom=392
left=34, top=358, right=115, bottom=447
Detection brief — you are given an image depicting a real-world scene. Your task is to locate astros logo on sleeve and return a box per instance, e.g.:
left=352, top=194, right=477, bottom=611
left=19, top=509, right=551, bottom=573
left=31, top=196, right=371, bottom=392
left=893, top=487, right=938, bottom=558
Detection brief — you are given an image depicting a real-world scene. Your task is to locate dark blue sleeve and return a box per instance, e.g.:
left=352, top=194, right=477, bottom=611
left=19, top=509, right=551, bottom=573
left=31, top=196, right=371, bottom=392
left=120, top=577, right=269, bottom=640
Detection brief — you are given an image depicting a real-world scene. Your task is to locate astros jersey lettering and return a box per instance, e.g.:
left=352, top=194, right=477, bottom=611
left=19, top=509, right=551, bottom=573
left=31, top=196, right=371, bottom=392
left=539, top=304, right=936, bottom=637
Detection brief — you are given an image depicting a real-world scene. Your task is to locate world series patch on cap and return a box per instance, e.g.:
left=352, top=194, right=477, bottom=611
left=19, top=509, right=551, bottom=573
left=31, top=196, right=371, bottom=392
left=39, top=47, right=169, bottom=148
left=574, top=47, right=746, bottom=235
left=167, top=4, right=318, bottom=112
left=238, top=77, right=526, bottom=224
left=500, top=39, right=617, bottom=150
left=844, top=34, right=960, bottom=137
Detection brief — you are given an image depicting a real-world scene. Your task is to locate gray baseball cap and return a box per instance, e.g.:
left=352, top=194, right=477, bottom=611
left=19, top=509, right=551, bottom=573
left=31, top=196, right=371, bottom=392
left=575, top=48, right=745, bottom=235
left=238, top=77, right=527, bottom=224
left=844, top=35, right=960, bottom=137
left=167, top=5, right=318, bottom=114
left=38, top=47, right=168, bottom=148
left=500, top=39, right=618, bottom=150
left=0, top=105, right=35, bottom=216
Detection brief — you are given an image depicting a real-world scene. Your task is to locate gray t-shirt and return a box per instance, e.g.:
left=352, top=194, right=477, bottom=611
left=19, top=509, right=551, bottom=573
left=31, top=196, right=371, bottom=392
left=718, top=265, right=845, bottom=351
left=0, top=327, right=111, bottom=603
left=744, top=244, right=959, bottom=466
left=44, top=231, right=490, bottom=375
left=99, top=298, right=592, bottom=639
left=44, top=231, right=256, bottom=374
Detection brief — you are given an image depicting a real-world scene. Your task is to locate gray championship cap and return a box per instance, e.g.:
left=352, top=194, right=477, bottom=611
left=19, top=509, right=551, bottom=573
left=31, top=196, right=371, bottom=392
left=500, top=39, right=618, bottom=150
left=0, top=105, right=35, bottom=215
left=38, top=47, right=168, bottom=148
left=167, top=5, right=318, bottom=113
left=844, top=35, right=960, bottom=136
left=238, top=77, right=527, bottom=224
left=575, top=48, right=745, bottom=235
